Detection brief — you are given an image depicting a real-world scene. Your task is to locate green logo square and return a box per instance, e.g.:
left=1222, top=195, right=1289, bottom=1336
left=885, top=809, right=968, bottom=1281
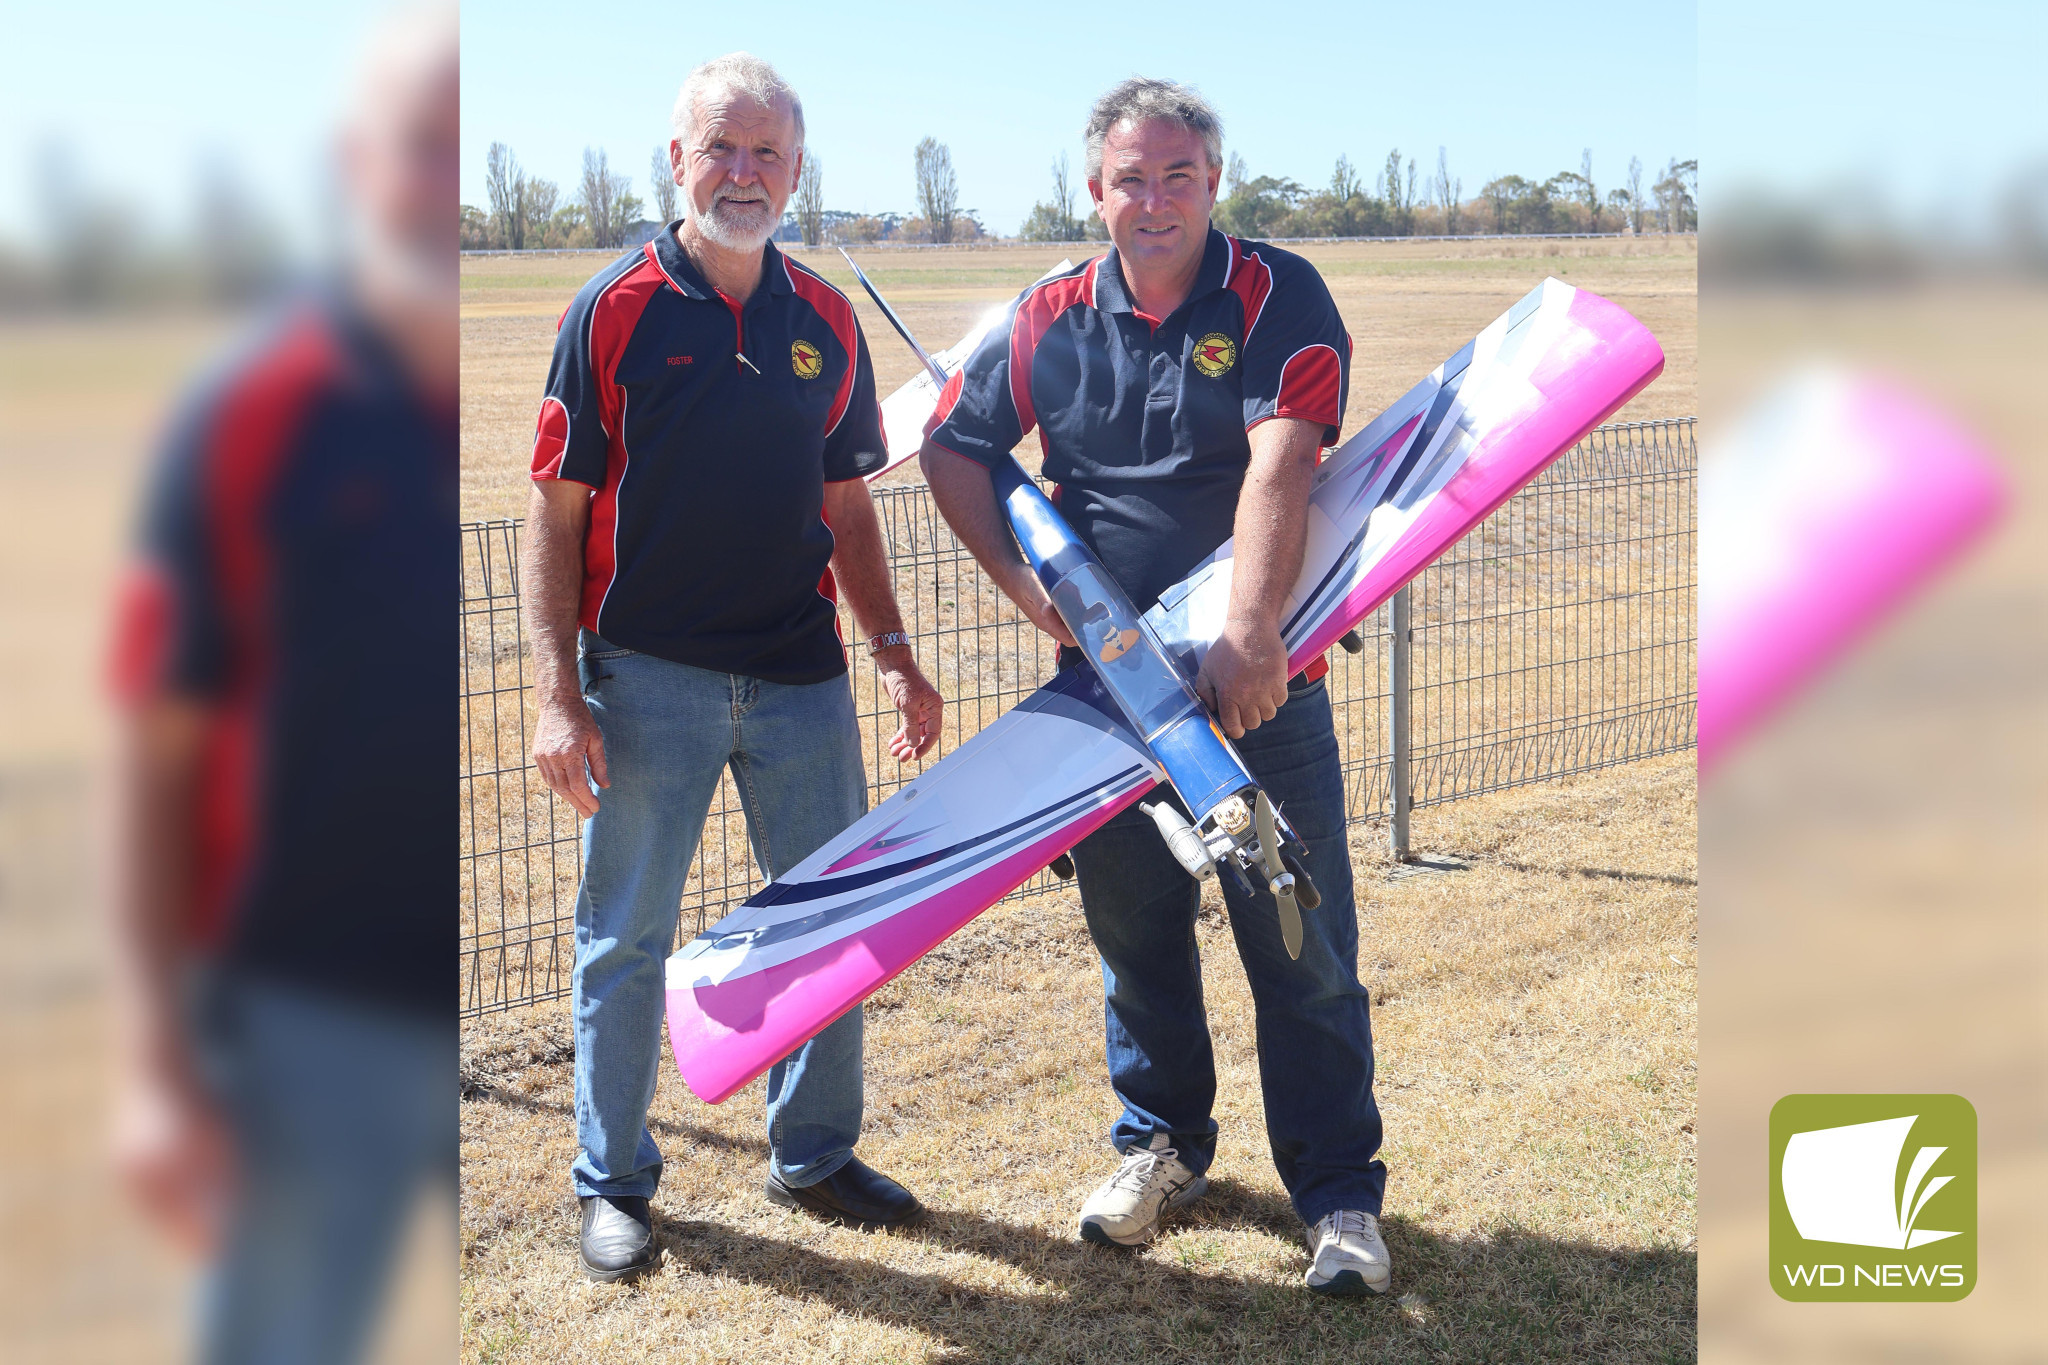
left=1769, top=1094, right=1976, bottom=1301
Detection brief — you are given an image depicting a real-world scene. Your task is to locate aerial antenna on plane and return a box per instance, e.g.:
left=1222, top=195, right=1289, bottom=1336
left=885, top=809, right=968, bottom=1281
left=839, top=248, right=949, bottom=388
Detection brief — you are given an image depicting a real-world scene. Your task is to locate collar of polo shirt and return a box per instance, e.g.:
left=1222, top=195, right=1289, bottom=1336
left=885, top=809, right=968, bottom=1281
left=647, top=222, right=796, bottom=304
left=1094, top=227, right=1235, bottom=322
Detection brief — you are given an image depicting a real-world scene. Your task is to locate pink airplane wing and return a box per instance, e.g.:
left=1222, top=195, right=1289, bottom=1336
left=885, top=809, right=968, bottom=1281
left=1695, top=369, right=2004, bottom=767
left=1149, top=278, right=1667, bottom=675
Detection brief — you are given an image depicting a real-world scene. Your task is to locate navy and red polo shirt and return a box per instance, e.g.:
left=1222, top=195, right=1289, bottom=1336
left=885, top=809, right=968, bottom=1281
left=530, top=229, right=887, bottom=685
left=109, top=290, right=456, bottom=1019
left=925, top=228, right=1343, bottom=613
left=926, top=228, right=1351, bottom=669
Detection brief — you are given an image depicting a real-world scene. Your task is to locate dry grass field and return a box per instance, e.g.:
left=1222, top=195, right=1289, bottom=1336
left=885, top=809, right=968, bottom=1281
left=458, top=237, right=1697, bottom=1362
left=460, top=235, right=1696, bottom=520
left=461, top=753, right=1696, bottom=1364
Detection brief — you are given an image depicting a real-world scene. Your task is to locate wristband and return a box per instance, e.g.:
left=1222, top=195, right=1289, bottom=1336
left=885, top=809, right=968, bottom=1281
left=866, top=631, right=910, bottom=656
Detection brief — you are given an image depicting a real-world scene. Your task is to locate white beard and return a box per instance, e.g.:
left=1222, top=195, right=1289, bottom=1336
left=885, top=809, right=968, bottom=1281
left=345, top=205, right=457, bottom=311
left=694, top=194, right=777, bottom=251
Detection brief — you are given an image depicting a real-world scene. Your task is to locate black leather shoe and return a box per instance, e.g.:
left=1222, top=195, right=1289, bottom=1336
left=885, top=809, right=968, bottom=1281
left=765, top=1156, right=924, bottom=1231
left=578, top=1195, right=656, bottom=1282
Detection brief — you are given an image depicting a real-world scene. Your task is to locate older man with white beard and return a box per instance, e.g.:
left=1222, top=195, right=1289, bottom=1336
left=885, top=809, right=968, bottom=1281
left=525, top=52, right=942, bottom=1281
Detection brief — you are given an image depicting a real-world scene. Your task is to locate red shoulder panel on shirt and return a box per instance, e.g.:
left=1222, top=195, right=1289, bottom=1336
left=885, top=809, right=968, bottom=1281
left=528, top=256, right=663, bottom=488
left=1222, top=237, right=1275, bottom=348
left=924, top=366, right=967, bottom=439
left=1271, top=344, right=1344, bottom=431
left=1009, top=260, right=1097, bottom=437
left=172, top=308, right=340, bottom=948
left=576, top=257, right=667, bottom=630
left=205, top=310, right=342, bottom=657
left=588, top=258, right=667, bottom=437
left=530, top=396, right=571, bottom=479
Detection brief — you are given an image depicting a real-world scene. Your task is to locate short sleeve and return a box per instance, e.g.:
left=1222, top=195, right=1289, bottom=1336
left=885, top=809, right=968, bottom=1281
left=823, top=325, right=887, bottom=482
left=924, top=295, right=1026, bottom=468
left=109, top=404, right=232, bottom=705
left=1241, top=255, right=1350, bottom=446
left=529, top=281, right=615, bottom=488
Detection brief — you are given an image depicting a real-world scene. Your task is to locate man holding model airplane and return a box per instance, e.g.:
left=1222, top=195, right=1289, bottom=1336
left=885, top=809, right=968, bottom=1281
left=920, top=78, right=1391, bottom=1295
left=525, top=53, right=942, bottom=1281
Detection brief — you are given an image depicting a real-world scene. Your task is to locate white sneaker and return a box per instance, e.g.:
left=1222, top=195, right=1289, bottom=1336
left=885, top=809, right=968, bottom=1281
left=1076, top=1134, right=1208, bottom=1247
left=1304, top=1209, right=1391, bottom=1295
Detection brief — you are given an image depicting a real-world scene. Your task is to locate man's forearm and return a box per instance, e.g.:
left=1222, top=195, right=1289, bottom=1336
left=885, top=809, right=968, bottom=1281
left=1227, top=419, right=1322, bottom=627
left=822, top=477, right=908, bottom=641
left=111, top=701, right=204, bottom=1078
left=523, top=483, right=590, bottom=703
left=919, top=442, right=1027, bottom=591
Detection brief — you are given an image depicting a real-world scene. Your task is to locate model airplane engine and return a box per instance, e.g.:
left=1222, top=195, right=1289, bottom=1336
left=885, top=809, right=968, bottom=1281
left=990, top=455, right=1318, bottom=952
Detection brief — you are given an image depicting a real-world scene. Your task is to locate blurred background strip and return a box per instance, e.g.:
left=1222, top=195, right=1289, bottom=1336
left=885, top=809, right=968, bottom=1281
left=1699, top=0, right=2044, bottom=1359
left=0, top=5, right=457, bottom=1363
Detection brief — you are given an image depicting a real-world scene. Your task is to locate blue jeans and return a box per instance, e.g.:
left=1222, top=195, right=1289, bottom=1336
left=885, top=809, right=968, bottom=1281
left=570, top=631, right=868, bottom=1198
left=1069, top=673, right=1387, bottom=1224
left=194, top=971, right=451, bottom=1365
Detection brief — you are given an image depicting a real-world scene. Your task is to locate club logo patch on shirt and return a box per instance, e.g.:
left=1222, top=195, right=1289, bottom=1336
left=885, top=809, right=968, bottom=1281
left=1192, top=332, right=1237, bottom=378
left=791, top=339, right=824, bottom=379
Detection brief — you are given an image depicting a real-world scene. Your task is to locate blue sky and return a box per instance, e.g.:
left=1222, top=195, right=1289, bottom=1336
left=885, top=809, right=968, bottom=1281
left=8, top=2, right=2041, bottom=253
left=1701, top=0, right=2046, bottom=229
left=459, top=0, right=1698, bottom=234
left=0, top=2, right=372, bottom=248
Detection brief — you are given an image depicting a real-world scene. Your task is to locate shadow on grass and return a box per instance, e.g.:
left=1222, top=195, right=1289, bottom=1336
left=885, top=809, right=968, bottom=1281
left=642, top=1181, right=1695, bottom=1364
left=1494, top=860, right=1696, bottom=888
left=462, top=1086, right=769, bottom=1156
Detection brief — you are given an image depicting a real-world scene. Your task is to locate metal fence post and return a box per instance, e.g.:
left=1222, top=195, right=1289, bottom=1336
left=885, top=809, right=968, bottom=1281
left=1390, top=583, right=1412, bottom=861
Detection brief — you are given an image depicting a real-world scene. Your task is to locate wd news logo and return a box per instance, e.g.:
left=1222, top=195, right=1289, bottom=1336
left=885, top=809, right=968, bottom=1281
left=1769, top=1094, right=1976, bottom=1301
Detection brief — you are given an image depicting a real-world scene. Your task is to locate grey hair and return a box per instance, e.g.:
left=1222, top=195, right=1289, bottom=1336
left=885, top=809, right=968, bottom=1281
left=672, top=52, right=805, bottom=150
left=1083, top=77, right=1223, bottom=179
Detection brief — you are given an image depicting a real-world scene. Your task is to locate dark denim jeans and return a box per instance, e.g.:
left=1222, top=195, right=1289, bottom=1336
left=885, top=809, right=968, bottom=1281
left=1069, top=673, right=1387, bottom=1224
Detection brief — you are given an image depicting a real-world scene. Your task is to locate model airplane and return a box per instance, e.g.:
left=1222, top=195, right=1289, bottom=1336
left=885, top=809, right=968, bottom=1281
left=665, top=264, right=1665, bottom=1104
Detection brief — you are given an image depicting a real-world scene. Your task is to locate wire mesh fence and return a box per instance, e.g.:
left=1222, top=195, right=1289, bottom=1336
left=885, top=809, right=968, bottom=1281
left=459, top=416, right=1695, bottom=1017
left=1405, top=418, right=1698, bottom=807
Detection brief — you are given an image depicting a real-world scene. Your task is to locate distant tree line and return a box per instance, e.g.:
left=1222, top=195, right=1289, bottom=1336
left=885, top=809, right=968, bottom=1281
left=465, top=136, right=989, bottom=250
left=2, top=144, right=291, bottom=310
left=463, top=137, right=1694, bottom=251
left=778, top=136, right=987, bottom=246
left=1198, top=148, right=1696, bottom=242
left=465, top=142, right=649, bottom=250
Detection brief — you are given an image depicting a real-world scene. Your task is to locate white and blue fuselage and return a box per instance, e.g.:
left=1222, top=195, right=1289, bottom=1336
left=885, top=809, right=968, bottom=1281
left=990, top=453, right=1307, bottom=910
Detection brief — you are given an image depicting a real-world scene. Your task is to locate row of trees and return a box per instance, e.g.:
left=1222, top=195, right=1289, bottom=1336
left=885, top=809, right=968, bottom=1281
left=467, top=138, right=1693, bottom=251
left=1012, top=147, right=1697, bottom=243
left=467, top=136, right=989, bottom=250
left=784, top=136, right=985, bottom=246
left=467, top=142, right=655, bottom=250
left=1203, top=148, right=1696, bottom=242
